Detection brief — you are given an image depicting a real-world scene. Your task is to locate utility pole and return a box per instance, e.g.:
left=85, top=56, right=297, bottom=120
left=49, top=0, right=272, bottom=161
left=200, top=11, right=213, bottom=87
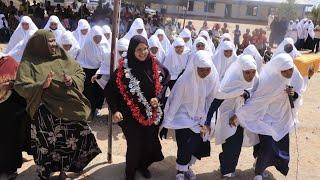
left=107, top=0, right=121, bottom=164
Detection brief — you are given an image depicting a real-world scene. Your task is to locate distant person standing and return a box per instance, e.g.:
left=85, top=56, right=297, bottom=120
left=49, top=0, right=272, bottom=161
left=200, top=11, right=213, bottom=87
left=233, top=25, right=241, bottom=48
left=241, top=29, right=251, bottom=48
left=221, top=23, right=229, bottom=34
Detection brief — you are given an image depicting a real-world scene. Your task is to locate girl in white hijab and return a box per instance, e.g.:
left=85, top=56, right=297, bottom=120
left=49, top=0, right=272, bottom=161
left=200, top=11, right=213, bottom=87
left=274, top=37, right=301, bottom=59
left=59, top=30, right=81, bottom=59
left=213, top=33, right=232, bottom=56
left=44, top=15, right=66, bottom=44
left=242, top=44, right=263, bottom=72
left=303, top=20, right=315, bottom=50
left=163, top=37, right=191, bottom=89
left=123, top=18, right=148, bottom=40
left=285, top=20, right=298, bottom=43
left=161, top=50, right=219, bottom=180
left=153, top=29, right=171, bottom=55
left=102, top=24, right=112, bottom=45
left=77, top=26, right=110, bottom=117
left=73, top=19, right=91, bottom=48
left=199, top=30, right=215, bottom=55
left=295, top=18, right=307, bottom=50
left=179, top=28, right=193, bottom=50
left=213, top=40, right=238, bottom=80
left=204, top=54, right=259, bottom=178
left=148, top=35, right=166, bottom=64
left=5, top=16, right=38, bottom=62
left=230, top=53, right=304, bottom=180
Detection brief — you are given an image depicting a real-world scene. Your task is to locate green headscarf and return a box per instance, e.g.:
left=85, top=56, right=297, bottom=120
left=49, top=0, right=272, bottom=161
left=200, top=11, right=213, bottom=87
left=14, top=29, right=91, bottom=121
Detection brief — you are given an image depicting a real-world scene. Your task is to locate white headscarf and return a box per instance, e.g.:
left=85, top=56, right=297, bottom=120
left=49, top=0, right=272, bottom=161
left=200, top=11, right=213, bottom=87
left=213, top=33, right=232, bottom=56
left=77, top=26, right=110, bottom=69
left=5, top=16, right=38, bottom=62
left=306, top=20, right=315, bottom=39
left=273, top=37, right=301, bottom=59
left=148, top=35, right=166, bottom=64
left=153, top=29, right=171, bottom=55
left=72, top=19, right=91, bottom=48
left=163, top=50, right=220, bottom=130
left=297, top=18, right=307, bottom=39
left=179, top=28, right=193, bottom=50
left=199, top=30, right=215, bottom=55
left=213, top=40, right=238, bottom=80
left=236, top=53, right=303, bottom=141
left=242, top=44, right=263, bottom=73
left=214, top=54, right=259, bottom=146
left=163, top=37, right=190, bottom=80
left=102, top=25, right=112, bottom=45
left=191, top=36, right=211, bottom=55
left=59, top=31, right=80, bottom=59
left=123, top=18, right=147, bottom=40
left=44, top=15, right=66, bottom=43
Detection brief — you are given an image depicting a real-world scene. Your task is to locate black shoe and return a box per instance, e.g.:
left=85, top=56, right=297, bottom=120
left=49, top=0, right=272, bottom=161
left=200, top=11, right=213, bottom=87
left=138, top=168, right=151, bottom=179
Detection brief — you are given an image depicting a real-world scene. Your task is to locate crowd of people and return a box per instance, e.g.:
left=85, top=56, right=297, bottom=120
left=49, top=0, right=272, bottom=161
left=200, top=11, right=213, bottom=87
left=0, top=2, right=319, bottom=180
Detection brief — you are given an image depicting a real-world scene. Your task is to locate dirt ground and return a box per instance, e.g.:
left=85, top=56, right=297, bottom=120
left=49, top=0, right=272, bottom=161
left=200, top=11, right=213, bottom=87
left=1, top=20, right=320, bottom=180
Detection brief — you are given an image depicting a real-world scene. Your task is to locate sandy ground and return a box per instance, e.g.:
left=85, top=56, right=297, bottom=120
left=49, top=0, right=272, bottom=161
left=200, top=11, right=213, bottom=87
left=1, top=20, right=320, bottom=180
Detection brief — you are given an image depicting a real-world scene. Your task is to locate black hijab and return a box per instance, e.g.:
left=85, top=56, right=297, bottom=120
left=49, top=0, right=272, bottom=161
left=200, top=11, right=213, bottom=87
left=127, top=35, right=152, bottom=70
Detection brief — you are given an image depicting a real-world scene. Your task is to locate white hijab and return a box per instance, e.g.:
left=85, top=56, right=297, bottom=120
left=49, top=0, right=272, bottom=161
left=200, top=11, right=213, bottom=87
left=163, top=50, right=219, bottom=128
left=59, top=30, right=80, bottom=59
left=179, top=28, right=193, bottom=50
left=163, top=37, right=190, bottom=80
left=73, top=19, right=91, bottom=48
left=153, top=29, right=171, bottom=55
left=123, top=18, right=147, bottom=40
left=199, top=30, right=215, bottom=55
left=148, top=35, right=166, bottom=64
left=44, top=15, right=66, bottom=43
left=297, top=18, right=307, bottom=39
left=214, top=55, right=259, bottom=146
left=191, top=36, right=211, bottom=55
left=77, top=26, right=110, bottom=69
left=5, top=16, right=38, bottom=62
left=213, top=33, right=232, bottom=56
left=306, top=20, right=315, bottom=39
left=236, top=53, right=303, bottom=141
left=102, top=25, right=112, bottom=45
left=242, top=44, right=263, bottom=73
left=273, top=37, right=301, bottom=59
left=213, top=40, right=238, bottom=80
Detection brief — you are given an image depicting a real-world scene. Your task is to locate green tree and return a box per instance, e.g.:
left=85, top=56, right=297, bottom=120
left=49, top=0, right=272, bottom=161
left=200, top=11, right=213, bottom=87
left=278, top=0, right=298, bottom=20
left=310, top=5, right=320, bottom=25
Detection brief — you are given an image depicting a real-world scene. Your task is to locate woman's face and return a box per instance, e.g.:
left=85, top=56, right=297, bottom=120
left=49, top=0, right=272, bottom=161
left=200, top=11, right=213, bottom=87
left=80, top=29, right=88, bottom=35
left=50, top=22, right=58, bottom=30
left=242, top=69, right=256, bottom=82
left=284, top=44, right=293, bottom=53
left=183, top=37, right=190, bottom=43
left=197, top=67, right=211, bottom=79
left=135, top=43, right=148, bottom=61
left=93, top=35, right=102, bottom=44
left=104, top=33, right=111, bottom=40
left=157, top=34, right=164, bottom=41
left=136, top=29, right=143, bottom=34
left=281, top=68, right=294, bottom=79
left=150, top=47, right=158, bottom=55
left=62, top=44, right=72, bottom=51
left=196, top=42, right=205, bottom=51
left=224, top=50, right=233, bottom=58
left=48, top=37, right=57, bottom=54
left=21, top=22, right=29, bottom=31
left=175, top=46, right=184, bottom=55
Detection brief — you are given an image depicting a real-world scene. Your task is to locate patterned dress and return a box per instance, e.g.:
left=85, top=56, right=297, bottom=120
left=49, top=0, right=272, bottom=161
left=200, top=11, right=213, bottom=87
left=31, top=105, right=101, bottom=179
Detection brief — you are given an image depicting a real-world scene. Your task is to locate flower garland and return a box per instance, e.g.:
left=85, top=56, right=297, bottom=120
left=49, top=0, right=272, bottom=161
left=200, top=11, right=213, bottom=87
left=116, top=56, right=163, bottom=126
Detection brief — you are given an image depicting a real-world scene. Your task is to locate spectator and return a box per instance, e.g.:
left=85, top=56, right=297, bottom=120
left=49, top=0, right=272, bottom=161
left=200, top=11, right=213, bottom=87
left=233, top=24, right=241, bottom=48
left=221, top=22, right=229, bottom=34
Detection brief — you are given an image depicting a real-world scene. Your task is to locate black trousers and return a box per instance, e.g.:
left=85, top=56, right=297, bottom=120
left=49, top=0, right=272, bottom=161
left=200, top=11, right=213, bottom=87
left=313, top=38, right=320, bottom=53
left=83, top=68, right=104, bottom=112
left=120, top=120, right=164, bottom=180
left=254, top=134, right=290, bottom=176
left=295, top=39, right=305, bottom=50
left=219, top=126, right=244, bottom=175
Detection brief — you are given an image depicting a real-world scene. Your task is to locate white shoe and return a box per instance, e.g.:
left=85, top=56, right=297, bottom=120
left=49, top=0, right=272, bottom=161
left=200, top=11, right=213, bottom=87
left=184, top=168, right=196, bottom=180
left=223, top=172, right=236, bottom=178
left=253, top=175, right=262, bottom=180
left=176, top=173, right=185, bottom=180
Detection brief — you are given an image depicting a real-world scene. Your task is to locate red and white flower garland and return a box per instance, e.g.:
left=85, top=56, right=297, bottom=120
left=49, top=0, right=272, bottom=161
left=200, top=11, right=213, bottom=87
left=116, top=56, right=163, bottom=126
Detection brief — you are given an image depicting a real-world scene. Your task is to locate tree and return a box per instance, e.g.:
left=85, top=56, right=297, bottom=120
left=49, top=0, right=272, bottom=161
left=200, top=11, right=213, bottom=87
left=278, top=0, right=298, bottom=20
left=310, top=5, right=320, bottom=25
